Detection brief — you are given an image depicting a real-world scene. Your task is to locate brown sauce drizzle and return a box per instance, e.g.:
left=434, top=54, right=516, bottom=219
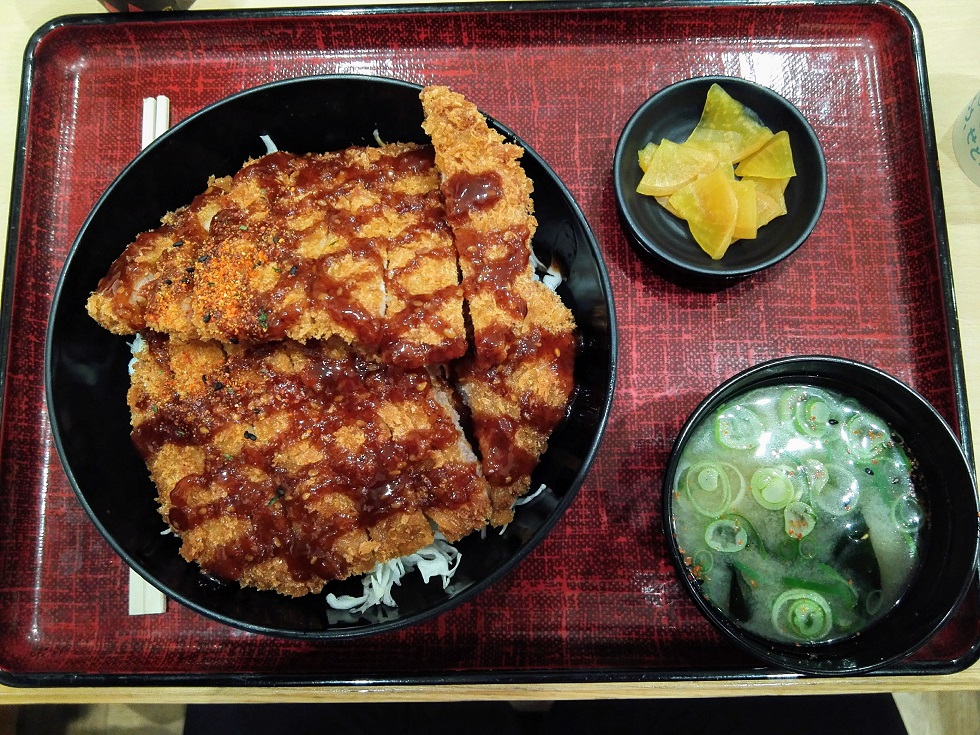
left=132, top=336, right=482, bottom=585
left=443, top=171, right=503, bottom=223
left=102, top=146, right=464, bottom=356
left=465, top=327, right=577, bottom=484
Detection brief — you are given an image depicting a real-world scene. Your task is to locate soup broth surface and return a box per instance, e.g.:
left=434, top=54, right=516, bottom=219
left=671, top=383, right=924, bottom=644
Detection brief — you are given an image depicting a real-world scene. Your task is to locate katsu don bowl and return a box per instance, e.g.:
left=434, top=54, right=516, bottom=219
left=45, top=75, right=616, bottom=638
left=663, top=356, right=979, bottom=675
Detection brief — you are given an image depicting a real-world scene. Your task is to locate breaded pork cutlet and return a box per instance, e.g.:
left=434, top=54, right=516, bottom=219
left=456, top=289, right=577, bottom=525
left=87, top=143, right=467, bottom=368
left=420, top=86, right=541, bottom=369
left=420, top=86, right=578, bottom=524
left=128, top=334, right=491, bottom=597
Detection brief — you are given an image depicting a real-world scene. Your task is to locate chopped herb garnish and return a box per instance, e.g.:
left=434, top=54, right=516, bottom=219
left=257, top=311, right=269, bottom=330
left=239, top=224, right=249, bottom=231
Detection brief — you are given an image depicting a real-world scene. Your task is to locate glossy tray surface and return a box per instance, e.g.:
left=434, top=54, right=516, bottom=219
left=3, top=0, right=977, bottom=684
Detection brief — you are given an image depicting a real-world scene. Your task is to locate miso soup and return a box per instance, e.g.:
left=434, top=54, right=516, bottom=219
left=671, top=383, right=925, bottom=644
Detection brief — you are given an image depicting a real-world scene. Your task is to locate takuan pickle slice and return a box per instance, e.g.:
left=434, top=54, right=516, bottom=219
left=685, top=84, right=774, bottom=162
left=634, top=83, right=797, bottom=259
left=667, top=167, right=738, bottom=260
left=636, top=139, right=718, bottom=198
left=735, top=130, right=797, bottom=179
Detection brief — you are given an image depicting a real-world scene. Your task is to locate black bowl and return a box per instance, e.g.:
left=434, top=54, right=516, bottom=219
left=663, top=355, right=979, bottom=675
left=614, top=76, right=827, bottom=287
left=45, top=75, right=617, bottom=639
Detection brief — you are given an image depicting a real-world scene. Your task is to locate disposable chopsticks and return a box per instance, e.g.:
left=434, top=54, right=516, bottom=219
left=128, top=95, right=171, bottom=616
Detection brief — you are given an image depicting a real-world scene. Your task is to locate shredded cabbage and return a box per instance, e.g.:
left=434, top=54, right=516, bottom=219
left=128, top=333, right=146, bottom=375
left=325, top=532, right=461, bottom=614
left=260, top=134, right=278, bottom=154
left=530, top=251, right=564, bottom=291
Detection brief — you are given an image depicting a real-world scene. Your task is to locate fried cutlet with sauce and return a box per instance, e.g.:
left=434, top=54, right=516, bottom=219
left=128, top=333, right=491, bottom=597
left=87, top=144, right=467, bottom=368
left=420, top=85, right=545, bottom=369
left=457, top=285, right=577, bottom=525
left=420, top=85, right=578, bottom=523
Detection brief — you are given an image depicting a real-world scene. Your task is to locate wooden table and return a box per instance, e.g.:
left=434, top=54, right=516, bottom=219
left=0, top=0, right=978, bottom=703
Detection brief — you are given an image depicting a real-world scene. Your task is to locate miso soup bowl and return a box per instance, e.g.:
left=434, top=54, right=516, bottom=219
left=663, top=355, right=980, bottom=675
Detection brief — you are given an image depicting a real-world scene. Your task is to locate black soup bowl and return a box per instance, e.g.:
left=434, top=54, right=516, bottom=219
left=45, top=75, right=617, bottom=639
left=663, top=356, right=979, bottom=675
left=614, top=76, right=827, bottom=288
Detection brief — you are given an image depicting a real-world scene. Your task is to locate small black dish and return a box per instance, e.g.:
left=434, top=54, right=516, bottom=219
left=613, top=76, right=827, bottom=288
left=45, top=75, right=617, bottom=639
left=663, top=355, right=979, bottom=675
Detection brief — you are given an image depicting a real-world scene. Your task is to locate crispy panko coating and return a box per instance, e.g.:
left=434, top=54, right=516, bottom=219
left=128, top=334, right=491, bottom=596
left=87, top=143, right=467, bottom=368
left=89, top=86, right=579, bottom=597
left=421, top=86, right=578, bottom=524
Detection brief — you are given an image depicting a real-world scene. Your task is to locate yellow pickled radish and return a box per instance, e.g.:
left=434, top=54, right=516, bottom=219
left=638, top=142, right=659, bottom=173
left=634, top=84, right=799, bottom=259
left=636, top=139, right=718, bottom=197
left=747, top=175, right=792, bottom=196
left=685, top=83, right=774, bottom=162
left=731, top=178, right=759, bottom=240
left=734, top=130, right=797, bottom=178
left=755, top=187, right=788, bottom=227
left=668, top=167, right=738, bottom=259
left=656, top=195, right=682, bottom=218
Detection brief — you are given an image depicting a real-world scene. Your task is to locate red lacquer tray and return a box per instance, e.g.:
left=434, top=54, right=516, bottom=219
left=2, top=0, right=978, bottom=686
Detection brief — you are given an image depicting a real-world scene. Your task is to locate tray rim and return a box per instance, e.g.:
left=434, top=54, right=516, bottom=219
left=2, top=0, right=977, bottom=688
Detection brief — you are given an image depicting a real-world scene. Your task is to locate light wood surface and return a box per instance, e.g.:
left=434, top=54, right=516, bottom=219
left=0, top=0, right=978, bottom=702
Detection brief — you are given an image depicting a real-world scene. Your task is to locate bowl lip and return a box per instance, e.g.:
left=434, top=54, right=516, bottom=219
left=613, top=74, right=828, bottom=282
left=661, top=354, right=980, bottom=675
left=43, top=72, right=619, bottom=639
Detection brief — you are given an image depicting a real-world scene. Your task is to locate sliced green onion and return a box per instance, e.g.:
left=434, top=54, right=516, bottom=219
left=681, top=461, right=741, bottom=518
left=784, top=501, right=817, bottom=540
left=726, top=513, right=767, bottom=555
left=794, top=394, right=834, bottom=438
left=714, top=405, right=765, bottom=450
left=891, top=493, right=924, bottom=534
left=865, top=589, right=883, bottom=616
left=750, top=465, right=801, bottom=510
left=771, top=588, right=833, bottom=641
left=785, top=562, right=858, bottom=608
left=802, top=458, right=829, bottom=494
left=811, top=463, right=860, bottom=516
left=705, top=518, right=748, bottom=553
left=798, top=535, right=819, bottom=560
left=842, top=411, right=891, bottom=461
left=691, top=549, right=714, bottom=577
